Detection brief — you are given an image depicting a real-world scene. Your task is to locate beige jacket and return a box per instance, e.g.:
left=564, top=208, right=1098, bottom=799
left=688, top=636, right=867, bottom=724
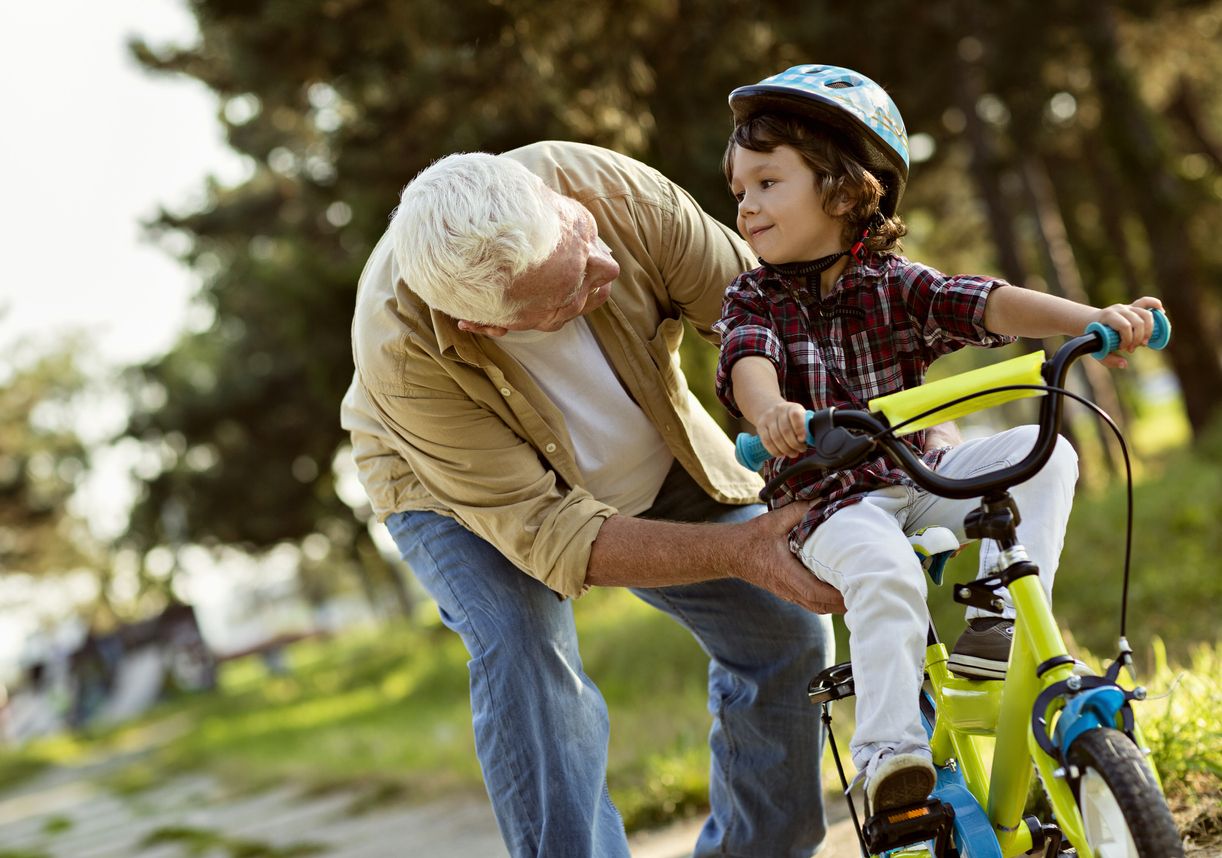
left=340, top=141, right=763, bottom=598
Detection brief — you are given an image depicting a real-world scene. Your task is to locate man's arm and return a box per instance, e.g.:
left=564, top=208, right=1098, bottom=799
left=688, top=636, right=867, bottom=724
left=587, top=505, right=846, bottom=614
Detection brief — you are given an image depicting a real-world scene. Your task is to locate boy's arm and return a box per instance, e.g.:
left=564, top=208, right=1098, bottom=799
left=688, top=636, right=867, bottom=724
left=730, top=356, right=810, bottom=458
left=983, top=287, right=1164, bottom=368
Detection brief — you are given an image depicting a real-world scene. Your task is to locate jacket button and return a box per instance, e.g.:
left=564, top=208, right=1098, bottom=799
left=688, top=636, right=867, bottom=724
left=545, top=443, right=557, bottom=453
left=500, top=387, right=512, bottom=397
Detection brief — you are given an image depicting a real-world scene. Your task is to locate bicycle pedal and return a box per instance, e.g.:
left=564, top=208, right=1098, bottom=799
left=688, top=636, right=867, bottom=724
left=807, top=661, right=855, bottom=705
left=863, top=798, right=954, bottom=855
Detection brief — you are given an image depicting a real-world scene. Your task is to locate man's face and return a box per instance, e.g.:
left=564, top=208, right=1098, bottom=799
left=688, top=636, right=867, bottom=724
left=501, top=195, right=620, bottom=333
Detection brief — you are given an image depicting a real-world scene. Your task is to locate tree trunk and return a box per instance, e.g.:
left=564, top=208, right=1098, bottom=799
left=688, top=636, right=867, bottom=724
left=1078, top=142, right=1149, bottom=304
left=954, top=55, right=1090, bottom=476
left=1019, top=154, right=1126, bottom=477
left=1080, top=3, right=1222, bottom=435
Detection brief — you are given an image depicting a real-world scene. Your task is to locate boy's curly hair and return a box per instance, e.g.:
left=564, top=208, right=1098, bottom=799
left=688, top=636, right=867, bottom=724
left=723, top=114, right=906, bottom=254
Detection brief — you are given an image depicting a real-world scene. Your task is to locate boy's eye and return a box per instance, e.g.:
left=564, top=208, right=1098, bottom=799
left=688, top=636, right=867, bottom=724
left=760, top=179, right=776, bottom=189
left=733, top=191, right=745, bottom=203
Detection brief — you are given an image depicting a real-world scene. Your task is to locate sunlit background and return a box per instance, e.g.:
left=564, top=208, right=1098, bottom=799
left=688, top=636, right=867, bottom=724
left=0, top=1, right=247, bottom=680
left=0, top=3, right=1217, bottom=852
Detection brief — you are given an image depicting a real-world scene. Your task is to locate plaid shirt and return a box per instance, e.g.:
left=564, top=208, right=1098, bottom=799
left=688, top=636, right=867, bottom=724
left=714, top=251, right=1014, bottom=552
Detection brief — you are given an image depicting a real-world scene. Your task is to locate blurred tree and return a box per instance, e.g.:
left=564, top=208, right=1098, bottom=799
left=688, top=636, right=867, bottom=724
left=124, top=0, right=1220, bottom=586
left=0, top=341, right=94, bottom=576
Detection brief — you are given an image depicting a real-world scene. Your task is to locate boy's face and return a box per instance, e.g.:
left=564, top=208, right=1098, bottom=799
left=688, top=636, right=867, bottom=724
left=729, top=144, right=846, bottom=265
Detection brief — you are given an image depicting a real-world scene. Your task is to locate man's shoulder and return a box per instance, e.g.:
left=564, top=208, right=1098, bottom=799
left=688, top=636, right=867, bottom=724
left=351, top=233, right=445, bottom=393
left=504, top=141, right=671, bottom=206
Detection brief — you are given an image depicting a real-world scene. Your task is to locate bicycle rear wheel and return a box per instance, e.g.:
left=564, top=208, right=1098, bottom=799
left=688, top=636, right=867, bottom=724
left=1066, top=728, right=1183, bottom=857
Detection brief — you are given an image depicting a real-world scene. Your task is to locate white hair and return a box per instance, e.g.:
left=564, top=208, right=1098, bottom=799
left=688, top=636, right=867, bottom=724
left=389, top=153, right=565, bottom=324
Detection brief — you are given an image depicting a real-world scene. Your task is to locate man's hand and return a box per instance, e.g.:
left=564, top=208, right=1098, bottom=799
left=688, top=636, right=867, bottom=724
left=735, top=503, right=846, bottom=614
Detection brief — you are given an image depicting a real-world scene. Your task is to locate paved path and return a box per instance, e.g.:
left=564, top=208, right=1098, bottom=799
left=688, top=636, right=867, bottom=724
left=2, top=755, right=1212, bottom=857
left=0, top=751, right=863, bottom=857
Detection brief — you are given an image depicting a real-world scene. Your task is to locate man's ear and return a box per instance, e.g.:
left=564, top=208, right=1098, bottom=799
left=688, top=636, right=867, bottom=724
left=456, top=319, right=509, bottom=338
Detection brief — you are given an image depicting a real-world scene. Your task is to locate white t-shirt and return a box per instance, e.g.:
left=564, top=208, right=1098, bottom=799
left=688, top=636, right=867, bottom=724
left=498, top=317, right=674, bottom=516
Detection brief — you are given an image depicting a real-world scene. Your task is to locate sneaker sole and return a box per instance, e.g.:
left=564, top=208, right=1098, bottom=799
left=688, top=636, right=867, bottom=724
left=946, top=654, right=1008, bottom=680
left=871, top=766, right=937, bottom=812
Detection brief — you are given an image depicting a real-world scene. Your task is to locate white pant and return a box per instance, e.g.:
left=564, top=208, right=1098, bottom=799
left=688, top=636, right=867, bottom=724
left=798, top=425, right=1079, bottom=772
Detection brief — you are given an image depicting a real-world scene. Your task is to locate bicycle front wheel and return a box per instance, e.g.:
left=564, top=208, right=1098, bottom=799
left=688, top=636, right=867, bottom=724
left=1066, top=728, right=1183, bottom=857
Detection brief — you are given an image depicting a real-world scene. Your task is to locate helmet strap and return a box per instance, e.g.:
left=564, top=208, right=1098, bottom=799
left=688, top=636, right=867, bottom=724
left=849, top=212, right=886, bottom=262
left=764, top=211, right=885, bottom=290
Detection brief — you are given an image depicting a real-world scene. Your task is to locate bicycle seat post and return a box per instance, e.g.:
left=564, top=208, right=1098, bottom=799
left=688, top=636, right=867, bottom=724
left=964, top=490, right=1022, bottom=551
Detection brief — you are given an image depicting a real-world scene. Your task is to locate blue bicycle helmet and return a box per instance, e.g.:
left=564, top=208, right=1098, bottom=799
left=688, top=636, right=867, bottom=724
left=729, top=65, right=910, bottom=217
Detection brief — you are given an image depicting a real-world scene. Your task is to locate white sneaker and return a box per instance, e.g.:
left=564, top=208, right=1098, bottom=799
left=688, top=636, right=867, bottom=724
left=866, top=752, right=937, bottom=812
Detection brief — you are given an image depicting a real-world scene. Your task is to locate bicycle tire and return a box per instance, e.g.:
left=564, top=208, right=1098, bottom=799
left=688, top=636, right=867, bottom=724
left=1065, top=727, right=1183, bottom=857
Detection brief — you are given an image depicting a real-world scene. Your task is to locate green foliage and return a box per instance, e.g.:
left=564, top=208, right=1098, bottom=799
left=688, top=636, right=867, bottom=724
left=1053, top=417, right=1222, bottom=660
left=0, top=340, right=94, bottom=575
left=140, top=825, right=325, bottom=858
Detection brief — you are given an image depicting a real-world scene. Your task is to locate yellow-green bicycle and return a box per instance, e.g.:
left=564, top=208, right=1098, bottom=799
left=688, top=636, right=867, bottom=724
left=736, top=311, right=1180, bottom=857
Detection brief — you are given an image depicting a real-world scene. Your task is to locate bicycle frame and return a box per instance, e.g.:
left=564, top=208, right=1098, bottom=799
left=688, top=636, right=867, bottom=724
left=926, top=574, right=1075, bottom=856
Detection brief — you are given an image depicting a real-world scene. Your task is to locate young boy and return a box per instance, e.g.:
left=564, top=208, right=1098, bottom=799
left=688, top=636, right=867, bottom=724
left=714, top=64, right=1162, bottom=812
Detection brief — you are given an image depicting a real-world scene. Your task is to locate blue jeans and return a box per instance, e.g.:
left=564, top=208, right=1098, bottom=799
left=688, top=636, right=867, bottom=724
left=386, top=465, right=833, bottom=858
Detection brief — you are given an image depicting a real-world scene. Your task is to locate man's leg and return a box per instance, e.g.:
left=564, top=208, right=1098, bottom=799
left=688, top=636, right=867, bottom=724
left=798, top=491, right=933, bottom=789
left=631, top=467, right=834, bottom=858
left=386, top=510, right=629, bottom=858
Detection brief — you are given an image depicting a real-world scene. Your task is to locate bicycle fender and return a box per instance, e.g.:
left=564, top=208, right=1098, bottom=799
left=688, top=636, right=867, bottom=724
left=1053, top=685, right=1127, bottom=758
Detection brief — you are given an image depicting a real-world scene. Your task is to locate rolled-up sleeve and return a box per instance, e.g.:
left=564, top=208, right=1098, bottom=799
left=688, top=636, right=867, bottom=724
left=713, top=280, right=786, bottom=418
left=362, top=365, right=614, bottom=600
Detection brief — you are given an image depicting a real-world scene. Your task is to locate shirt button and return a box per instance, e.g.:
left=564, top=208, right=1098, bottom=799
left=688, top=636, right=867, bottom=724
left=500, top=387, right=512, bottom=397
left=545, top=443, right=557, bottom=453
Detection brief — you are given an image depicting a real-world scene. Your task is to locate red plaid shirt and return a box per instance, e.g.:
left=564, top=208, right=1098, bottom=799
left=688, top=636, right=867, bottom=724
left=714, top=251, right=1014, bottom=551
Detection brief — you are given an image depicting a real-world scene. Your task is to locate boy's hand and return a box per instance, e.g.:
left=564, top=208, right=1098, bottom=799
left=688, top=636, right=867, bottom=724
left=1089, top=297, right=1164, bottom=368
left=922, top=420, right=963, bottom=452
left=755, top=400, right=810, bottom=458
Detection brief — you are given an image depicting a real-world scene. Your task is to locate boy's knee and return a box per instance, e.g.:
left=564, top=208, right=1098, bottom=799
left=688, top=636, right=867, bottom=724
left=1048, top=432, right=1080, bottom=484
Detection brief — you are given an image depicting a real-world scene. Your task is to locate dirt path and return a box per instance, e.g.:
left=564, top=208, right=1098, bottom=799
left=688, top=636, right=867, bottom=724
left=0, top=755, right=862, bottom=858
left=1, top=757, right=1211, bottom=857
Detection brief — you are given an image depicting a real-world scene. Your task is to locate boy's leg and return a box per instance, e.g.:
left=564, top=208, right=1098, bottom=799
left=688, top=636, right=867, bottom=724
left=907, top=425, right=1078, bottom=678
left=798, top=489, right=931, bottom=776
left=909, top=425, right=1080, bottom=612
left=630, top=466, right=832, bottom=858
left=386, top=510, right=629, bottom=858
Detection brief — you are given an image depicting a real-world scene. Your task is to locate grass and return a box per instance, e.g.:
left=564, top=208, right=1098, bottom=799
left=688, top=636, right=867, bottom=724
left=2, top=425, right=1219, bottom=843
left=140, top=825, right=325, bottom=857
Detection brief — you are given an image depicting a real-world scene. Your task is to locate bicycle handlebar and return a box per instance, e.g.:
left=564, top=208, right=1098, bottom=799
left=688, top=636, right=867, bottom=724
left=734, top=310, right=1170, bottom=500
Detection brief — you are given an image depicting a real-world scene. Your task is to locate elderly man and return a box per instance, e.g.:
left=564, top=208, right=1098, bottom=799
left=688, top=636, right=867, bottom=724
left=341, top=140, right=842, bottom=858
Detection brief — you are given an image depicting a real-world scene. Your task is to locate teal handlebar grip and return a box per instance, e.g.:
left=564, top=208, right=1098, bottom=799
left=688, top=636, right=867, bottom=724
left=734, top=410, right=817, bottom=471
left=1087, top=309, right=1170, bottom=360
